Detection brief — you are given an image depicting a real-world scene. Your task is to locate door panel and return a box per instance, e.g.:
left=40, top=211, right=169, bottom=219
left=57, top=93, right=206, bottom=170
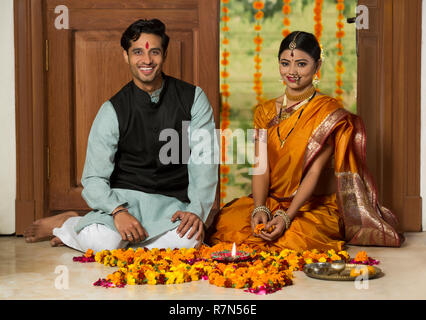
left=45, top=0, right=219, bottom=212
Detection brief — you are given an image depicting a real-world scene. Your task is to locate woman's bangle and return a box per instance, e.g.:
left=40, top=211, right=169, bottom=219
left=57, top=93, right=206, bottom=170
left=112, top=208, right=128, bottom=218
left=273, top=209, right=291, bottom=230
left=251, top=205, right=272, bottom=220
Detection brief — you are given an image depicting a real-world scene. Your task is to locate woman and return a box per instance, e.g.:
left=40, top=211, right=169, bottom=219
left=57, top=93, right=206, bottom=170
left=208, top=31, right=403, bottom=252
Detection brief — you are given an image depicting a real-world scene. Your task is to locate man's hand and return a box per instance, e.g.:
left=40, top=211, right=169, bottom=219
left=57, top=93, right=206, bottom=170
left=171, top=211, right=204, bottom=242
left=112, top=208, right=149, bottom=243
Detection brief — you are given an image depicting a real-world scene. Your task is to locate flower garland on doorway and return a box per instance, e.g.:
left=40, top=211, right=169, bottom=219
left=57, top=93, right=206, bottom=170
left=313, top=0, right=323, bottom=81
left=220, top=0, right=231, bottom=207
left=253, top=1, right=265, bottom=104
left=282, top=0, right=291, bottom=38
left=335, top=0, right=345, bottom=103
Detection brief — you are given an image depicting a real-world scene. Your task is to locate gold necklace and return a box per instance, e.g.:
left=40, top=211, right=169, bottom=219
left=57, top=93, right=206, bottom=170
left=285, top=85, right=316, bottom=102
left=278, top=95, right=307, bottom=121
left=277, top=91, right=317, bottom=148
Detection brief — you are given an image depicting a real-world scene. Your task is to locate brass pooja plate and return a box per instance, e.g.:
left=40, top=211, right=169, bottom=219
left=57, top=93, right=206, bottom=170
left=303, top=263, right=383, bottom=281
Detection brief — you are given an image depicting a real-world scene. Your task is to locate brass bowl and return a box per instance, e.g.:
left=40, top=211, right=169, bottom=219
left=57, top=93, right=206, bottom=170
left=330, top=260, right=346, bottom=274
left=304, top=262, right=331, bottom=275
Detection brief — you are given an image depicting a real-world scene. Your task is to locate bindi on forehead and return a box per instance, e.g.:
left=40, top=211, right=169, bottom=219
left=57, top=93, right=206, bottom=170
left=145, top=41, right=149, bottom=50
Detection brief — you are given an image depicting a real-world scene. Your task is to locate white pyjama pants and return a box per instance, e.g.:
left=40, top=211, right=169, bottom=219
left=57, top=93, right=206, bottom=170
left=52, top=216, right=199, bottom=253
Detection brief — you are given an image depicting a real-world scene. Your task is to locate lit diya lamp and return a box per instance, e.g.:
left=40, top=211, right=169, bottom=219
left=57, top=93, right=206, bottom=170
left=211, top=243, right=251, bottom=263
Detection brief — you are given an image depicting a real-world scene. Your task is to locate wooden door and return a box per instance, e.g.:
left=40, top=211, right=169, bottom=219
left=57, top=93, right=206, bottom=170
left=45, top=0, right=219, bottom=214
left=357, top=0, right=422, bottom=231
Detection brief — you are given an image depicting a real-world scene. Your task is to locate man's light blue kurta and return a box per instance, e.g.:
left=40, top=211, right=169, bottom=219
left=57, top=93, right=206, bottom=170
left=74, top=85, right=219, bottom=243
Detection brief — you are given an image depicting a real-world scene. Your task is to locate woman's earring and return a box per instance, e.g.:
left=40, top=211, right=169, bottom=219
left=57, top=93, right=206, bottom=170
left=312, top=74, right=320, bottom=87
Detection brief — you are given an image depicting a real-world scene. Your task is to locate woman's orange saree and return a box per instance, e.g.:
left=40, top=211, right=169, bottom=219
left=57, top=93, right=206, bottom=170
left=208, top=95, right=404, bottom=251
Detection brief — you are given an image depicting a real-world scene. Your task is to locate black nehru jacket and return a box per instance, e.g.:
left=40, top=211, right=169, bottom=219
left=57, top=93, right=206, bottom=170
left=109, top=74, right=195, bottom=203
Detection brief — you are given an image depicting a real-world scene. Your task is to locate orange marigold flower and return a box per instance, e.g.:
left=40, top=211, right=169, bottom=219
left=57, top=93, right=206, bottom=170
left=221, top=71, right=229, bottom=78
left=336, top=3, right=344, bottom=11
left=282, top=29, right=290, bottom=38
left=222, top=15, right=230, bottom=23
left=222, top=51, right=230, bottom=58
left=221, top=83, right=229, bottom=91
left=335, top=65, right=344, bottom=74
left=253, top=1, right=264, bottom=10
left=336, top=30, right=345, bottom=39
left=222, top=26, right=229, bottom=32
left=284, top=0, right=291, bottom=3
left=221, top=59, right=229, bottom=66
left=254, top=24, right=262, bottom=32
left=255, top=11, right=264, bottom=20
left=253, top=35, right=263, bottom=45
left=282, top=4, right=291, bottom=15
left=283, top=17, right=291, bottom=26
left=336, top=21, right=344, bottom=29
left=255, top=45, right=262, bottom=52
left=335, top=88, right=344, bottom=95
left=220, top=166, right=230, bottom=174
left=221, top=0, right=229, bottom=3
left=254, top=55, right=262, bottom=63
left=314, top=24, right=323, bottom=33
left=85, top=249, right=94, bottom=258
left=222, top=38, right=229, bottom=45
left=222, top=6, right=229, bottom=13
left=354, top=251, right=369, bottom=262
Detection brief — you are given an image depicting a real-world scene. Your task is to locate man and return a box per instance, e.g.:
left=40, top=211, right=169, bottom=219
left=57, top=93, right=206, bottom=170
left=24, top=19, right=218, bottom=252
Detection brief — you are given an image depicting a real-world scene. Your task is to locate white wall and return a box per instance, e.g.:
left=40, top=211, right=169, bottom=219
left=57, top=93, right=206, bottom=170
left=0, top=0, right=15, bottom=234
left=422, top=0, right=426, bottom=231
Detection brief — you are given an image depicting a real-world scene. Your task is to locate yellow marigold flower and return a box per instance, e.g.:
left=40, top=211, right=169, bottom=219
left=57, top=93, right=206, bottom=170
left=126, top=274, right=136, bottom=285
left=318, top=257, right=327, bottom=263
left=338, top=251, right=350, bottom=260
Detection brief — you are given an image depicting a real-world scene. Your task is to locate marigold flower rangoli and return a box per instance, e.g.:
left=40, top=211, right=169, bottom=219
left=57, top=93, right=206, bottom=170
left=72, top=243, right=377, bottom=295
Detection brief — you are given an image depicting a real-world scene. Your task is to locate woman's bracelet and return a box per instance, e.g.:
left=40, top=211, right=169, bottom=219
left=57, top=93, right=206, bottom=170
left=251, top=205, right=272, bottom=220
left=111, top=207, right=128, bottom=218
left=273, top=209, right=291, bottom=230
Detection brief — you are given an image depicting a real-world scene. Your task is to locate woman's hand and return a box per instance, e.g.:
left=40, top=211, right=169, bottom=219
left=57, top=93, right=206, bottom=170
left=251, top=211, right=270, bottom=237
left=258, top=216, right=286, bottom=242
left=113, top=209, right=149, bottom=243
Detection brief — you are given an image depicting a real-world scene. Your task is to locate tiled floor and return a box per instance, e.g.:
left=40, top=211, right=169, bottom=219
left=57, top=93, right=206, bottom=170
left=1, top=233, right=426, bottom=300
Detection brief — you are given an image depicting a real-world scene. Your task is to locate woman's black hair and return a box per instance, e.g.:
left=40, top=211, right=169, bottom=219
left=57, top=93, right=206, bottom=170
left=121, top=19, right=170, bottom=53
left=278, top=31, right=321, bottom=62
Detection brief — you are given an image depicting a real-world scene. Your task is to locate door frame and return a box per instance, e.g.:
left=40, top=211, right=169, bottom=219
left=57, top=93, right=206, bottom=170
left=14, top=0, right=422, bottom=234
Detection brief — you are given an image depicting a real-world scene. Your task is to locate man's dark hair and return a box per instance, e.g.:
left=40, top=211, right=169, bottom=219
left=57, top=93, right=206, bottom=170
left=121, top=19, right=170, bottom=53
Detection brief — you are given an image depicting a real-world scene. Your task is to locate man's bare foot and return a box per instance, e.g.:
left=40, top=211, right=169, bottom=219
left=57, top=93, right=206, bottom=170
left=24, top=211, right=79, bottom=243
left=50, top=236, right=64, bottom=247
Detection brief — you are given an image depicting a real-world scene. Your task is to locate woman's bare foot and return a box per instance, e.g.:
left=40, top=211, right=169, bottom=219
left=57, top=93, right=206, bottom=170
left=50, top=236, right=64, bottom=247
left=24, top=211, right=79, bottom=243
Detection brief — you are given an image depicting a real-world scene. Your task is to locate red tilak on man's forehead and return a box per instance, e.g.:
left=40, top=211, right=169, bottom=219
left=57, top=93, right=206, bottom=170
left=145, top=41, right=149, bottom=49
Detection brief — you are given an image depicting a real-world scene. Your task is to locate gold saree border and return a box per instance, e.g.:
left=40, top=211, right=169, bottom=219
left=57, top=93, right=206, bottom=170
left=301, top=108, right=403, bottom=247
